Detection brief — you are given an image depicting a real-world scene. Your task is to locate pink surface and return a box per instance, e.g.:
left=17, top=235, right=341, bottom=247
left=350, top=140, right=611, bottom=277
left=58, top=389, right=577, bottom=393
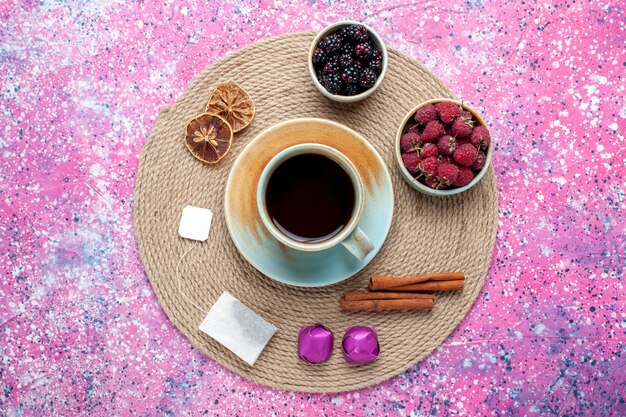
left=1, top=1, right=625, bottom=415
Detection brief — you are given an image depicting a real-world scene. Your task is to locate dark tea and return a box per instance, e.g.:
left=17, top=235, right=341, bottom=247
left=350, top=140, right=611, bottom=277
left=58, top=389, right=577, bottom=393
left=265, top=153, right=356, bottom=243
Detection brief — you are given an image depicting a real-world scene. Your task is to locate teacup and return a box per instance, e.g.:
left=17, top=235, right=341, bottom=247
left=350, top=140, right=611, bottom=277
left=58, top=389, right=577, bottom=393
left=256, top=143, right=374, bottom=261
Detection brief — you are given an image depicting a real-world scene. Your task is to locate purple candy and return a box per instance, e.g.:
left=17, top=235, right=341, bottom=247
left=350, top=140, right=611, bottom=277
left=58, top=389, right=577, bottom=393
left=342, top=326, right=379, bottom=364
left=298, top=324, right=334, bottom=363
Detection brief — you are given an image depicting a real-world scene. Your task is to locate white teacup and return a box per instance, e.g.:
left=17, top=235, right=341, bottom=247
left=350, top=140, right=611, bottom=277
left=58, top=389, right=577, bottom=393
left=256, top=143, right=374, bottom=261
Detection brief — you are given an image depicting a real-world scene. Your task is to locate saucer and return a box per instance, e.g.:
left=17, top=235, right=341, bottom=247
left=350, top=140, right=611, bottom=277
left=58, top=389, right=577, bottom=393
left=224, top=118, right=394, bottom=287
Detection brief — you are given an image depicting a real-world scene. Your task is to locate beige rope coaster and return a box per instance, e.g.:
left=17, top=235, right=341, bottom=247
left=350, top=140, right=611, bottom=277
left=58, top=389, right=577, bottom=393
left=134, top=31, right=498, bottom=393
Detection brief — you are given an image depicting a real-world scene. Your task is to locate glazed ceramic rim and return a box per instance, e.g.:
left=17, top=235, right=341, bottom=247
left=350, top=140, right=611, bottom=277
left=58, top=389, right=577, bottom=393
left=308, top=21, right=389, bottom=103
left=394, top=98, right=494, bottom=196
left=256, top=143, right=365, bottom=252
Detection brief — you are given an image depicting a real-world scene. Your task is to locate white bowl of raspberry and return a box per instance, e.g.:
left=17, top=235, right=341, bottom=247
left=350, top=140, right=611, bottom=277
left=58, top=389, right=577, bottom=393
left=394, top=98, right=493, bottom=196
left=308, top=21, right=388, bottom=103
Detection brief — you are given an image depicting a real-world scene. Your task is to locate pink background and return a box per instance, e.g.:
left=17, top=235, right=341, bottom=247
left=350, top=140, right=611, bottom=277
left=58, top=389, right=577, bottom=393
left=1, top=0, right=625, bottom=415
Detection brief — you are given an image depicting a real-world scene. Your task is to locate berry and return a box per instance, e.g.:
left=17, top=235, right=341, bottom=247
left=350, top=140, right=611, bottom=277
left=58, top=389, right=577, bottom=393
left=421, top=121, right=445, bottom=143
left=418, top=156, right=439, bottom=178
left=342, top=24, right=369, bottom=43
left=312, top=48, right=328, bottom=66
left=400, top=132, right=420, bottom=153
left=437, top=135, right=456, bottom=156
left=453, top=143, right=478, bottom=167
left=401, top=152, right=420, bottom=173
left=420, top=143, right=438, bottom=159
left=460, top=110, right=472, bottom=120
left=359, top=68, right=377, bottom=88
left=414, top=104, right=437, bottom=125
left=340, top=65, right=360, bottom=84
left=342, top=84, right=360, bottom=96
left=368, top=51, right=383, bottom=74
left=435, top=102, right=462, bottom=124
left=322, top=74, right=343, bottom=94
left=470, top=125, right=491, bottom=149
left=453, top=167, right=474, bottom=187
left=355, top=42, right=373, bottom=60
left=471, top=151, right=487, bottom=171
left=322, top=59, right=341, bottom=75
left=339, top=53, right=354, bottom=67
left=318, top=34, right=342, bottom=54
left=340, top=43, right=354, bottom=56
left=451, top=117, right=474, bottom=139
left=434, top=162, right=459, bottom=187
left=425, top=176, right=446, bottom=189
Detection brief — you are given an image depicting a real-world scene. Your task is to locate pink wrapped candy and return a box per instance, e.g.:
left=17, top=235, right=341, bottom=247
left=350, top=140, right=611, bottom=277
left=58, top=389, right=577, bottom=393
left=298, top=324, right=333, bottom=363
left=342, top=326, right=379, bottom=364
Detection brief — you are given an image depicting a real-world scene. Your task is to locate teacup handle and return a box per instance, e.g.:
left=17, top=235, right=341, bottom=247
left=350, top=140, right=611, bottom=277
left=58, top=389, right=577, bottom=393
left=340, top=226, right=374, bottom=261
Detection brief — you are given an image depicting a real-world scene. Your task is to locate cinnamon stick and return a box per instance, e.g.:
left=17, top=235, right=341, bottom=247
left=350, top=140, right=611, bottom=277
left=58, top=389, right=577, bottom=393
left=379, top=280, right=464, bottom=292
left=342, top=291, right=434, bottom=301
left=340, top=297, right=434, bottom=311
left=369, top=273, right=464, bottom=291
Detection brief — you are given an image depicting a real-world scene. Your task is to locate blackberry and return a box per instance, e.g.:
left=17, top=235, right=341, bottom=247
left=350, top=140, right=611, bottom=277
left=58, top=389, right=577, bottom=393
left=322, top=59, right=341, bottom=75
left=318, top=33, right=342, bottom=54
left=340, top=65, right=361, bottom=85
left=355, top=42, right=373, bottom=61
left=323, top=73, right=343, bottom=94
left=312, top=48, right=328, bottom=66
left=359, top=68, right=377, bottom=88
left=340, top=43, right=354, bottom=56
left=342, top=84, right=360, bottom=96
left=342, top=24, right=369, bottom=43
left=338, top=53, right=354, bottom=67
left=368, top=49, right=383, bottom=73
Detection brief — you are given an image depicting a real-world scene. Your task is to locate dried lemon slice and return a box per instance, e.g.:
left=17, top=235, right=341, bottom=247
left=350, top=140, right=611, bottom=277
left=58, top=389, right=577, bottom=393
left=206, top=81, right=255, bottom=133
left=184, top=113, right=233, bottom=164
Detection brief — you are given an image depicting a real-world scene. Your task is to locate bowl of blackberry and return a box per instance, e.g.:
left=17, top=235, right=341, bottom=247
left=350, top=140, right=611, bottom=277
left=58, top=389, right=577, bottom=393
left=395, top=99, right=493, bottom=196
left=308, top=21, right=388, bottom=102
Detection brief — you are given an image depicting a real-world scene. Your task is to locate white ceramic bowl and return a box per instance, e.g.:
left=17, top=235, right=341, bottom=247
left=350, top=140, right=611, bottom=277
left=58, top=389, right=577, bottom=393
left=308, top=21, right=388, bottom=103
left=394, top=98, right=494, bottom=196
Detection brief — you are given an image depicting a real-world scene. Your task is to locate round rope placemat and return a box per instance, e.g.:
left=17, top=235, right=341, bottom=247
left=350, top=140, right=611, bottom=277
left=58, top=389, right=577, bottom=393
left=134, top=31, right=498, bottom=393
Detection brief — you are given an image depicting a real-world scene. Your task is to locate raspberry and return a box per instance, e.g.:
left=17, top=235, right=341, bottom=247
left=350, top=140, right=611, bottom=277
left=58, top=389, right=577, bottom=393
left=434, top=162, right=459, bottom=187
left=401, top=152, right=420, bottom=173
left=421, top=121, right=445, bottom=143
left=460, top=110, right=472, bottom=120
left=437, top=135, right=456, bottom=156
left=355, top=42, right=373, bottom=60
left=414, top=104, right=437, bottom=125
left=453, top=143, right=478, bottom=167
left=340, top=65, right=360, bottom=85
left=470, top=125, right=491, bottom=149
left=451, top=117, right=474, bottom=140
left=322, top=74, right=343, bottom=94
left=425, top=176, right=443, bottom=189
left=435, top=102, right=462, bottom=124
left=318, top=33, right=342, bottom=54
left=312, top=48, right=328, bottom=66
left=359, top=68, right=377, bottom=88
left=407, top=125, right=420, bottom=135
left=342, top=24, right=369, bottom=43
left=420, top=143, right=438, bottom=159
left=471, top=151, right=487, bottom=171
left=400, top=132, right=420, bottom=153
left=453, top=167, right=474, bottom=187
left=418, top=156, right=439, bottom=178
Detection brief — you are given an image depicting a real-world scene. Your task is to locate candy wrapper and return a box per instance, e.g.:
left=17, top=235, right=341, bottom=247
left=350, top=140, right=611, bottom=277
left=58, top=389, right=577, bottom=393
left=298, top=324, right=334, bottom=363
left=342, top=326, right=379, bottom=364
